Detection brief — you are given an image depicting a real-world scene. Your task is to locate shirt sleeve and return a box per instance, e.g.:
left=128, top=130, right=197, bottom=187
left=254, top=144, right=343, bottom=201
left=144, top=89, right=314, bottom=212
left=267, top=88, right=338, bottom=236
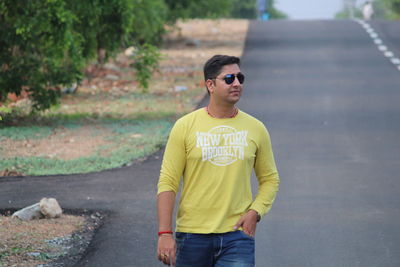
left=157, top=119, right=186, bottom=194
left=249, top=124, right=280, bottom=218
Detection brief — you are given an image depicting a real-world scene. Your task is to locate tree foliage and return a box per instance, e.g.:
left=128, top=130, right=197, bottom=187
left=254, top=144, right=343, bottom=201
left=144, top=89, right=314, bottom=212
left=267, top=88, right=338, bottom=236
left=268, top=0, right=289, bottom=19
left=0, top=0, right=286, bottom=114
left=383, top=0, right=400, bottom=18
left=0, top=0, right=83, bottom=111
left=0, top=0, right=167, bottom=112
left=131, top=44, right=162, bottom=93
left=231, top=0, right=257, bottom=19
left=164, top=0, right=232, bottom=20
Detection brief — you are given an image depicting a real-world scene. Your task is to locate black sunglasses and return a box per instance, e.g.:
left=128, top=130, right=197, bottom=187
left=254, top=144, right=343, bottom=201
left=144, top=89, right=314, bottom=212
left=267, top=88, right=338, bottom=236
left=215, top=73, right=245, bottom=85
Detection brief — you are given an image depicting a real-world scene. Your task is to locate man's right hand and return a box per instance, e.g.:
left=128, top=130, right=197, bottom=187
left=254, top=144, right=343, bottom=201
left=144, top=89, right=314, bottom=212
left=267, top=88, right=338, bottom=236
left=157, top=234, right=176, bottom=266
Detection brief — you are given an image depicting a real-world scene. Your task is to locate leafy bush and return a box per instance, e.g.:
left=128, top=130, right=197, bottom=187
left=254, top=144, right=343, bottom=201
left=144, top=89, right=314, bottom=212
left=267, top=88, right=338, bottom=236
left=164, top=0, right=232, bottom=20
left=0, top=106, right=11, bottom=121
left=131, top=44, right=163, bottom=92
left=382, top=0, right=400, bottom=18
left=232, top=0, right=257, bottom=19
left=131, top=0, right=168, bottom=45
left=0, top=0, right=83, bottom=111
left=0, top=0, right=169, bottom=114
left=267, top=0, right=288, bottom=19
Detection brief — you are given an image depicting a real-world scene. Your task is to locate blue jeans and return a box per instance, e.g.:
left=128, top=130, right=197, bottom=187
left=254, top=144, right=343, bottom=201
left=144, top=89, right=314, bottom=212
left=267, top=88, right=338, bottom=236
left=175, top=230, right=255, bottom=267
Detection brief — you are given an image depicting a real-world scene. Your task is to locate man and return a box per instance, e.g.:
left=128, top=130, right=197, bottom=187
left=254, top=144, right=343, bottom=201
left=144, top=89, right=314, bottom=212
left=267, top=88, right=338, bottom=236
left=157, top=55, right=279, bottom=266
left=362, top=1, right=374, bottom=21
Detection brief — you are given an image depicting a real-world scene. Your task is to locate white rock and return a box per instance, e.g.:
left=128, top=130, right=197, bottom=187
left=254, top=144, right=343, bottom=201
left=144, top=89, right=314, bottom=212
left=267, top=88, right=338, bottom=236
left=185, top=38, right=201, bottom=47
left=61, top=82, right=78, bottom=94
left=12, top=203, right=44, bottom=221
left=40, top=198, right=62, bottom=218
left=103, top=63, right=120, bottom=71
left=27, top=252, right=41, bottom=257
left=124, top=46, right=137, bottom=56
left=174, top=85, right=188, bottom=92
left=105, top=74, right=119, bottom=81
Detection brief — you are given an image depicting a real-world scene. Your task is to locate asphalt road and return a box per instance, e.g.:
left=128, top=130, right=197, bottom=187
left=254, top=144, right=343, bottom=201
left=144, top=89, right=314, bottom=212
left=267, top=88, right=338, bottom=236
left=1, top=19, right=400, bottom=267
left=239, top=20, right=400, bottom=267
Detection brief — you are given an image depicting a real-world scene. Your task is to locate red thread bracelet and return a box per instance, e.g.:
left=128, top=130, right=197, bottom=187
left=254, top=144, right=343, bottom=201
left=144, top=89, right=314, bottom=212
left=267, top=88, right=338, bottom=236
left=158, top=231, right=173, bottom=236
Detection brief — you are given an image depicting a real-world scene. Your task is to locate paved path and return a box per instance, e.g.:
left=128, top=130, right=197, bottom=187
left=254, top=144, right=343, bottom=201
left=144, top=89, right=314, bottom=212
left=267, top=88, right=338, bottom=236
left=1, top=19, right=400, bottom=266
left=240, top=20, right=400, bottom=267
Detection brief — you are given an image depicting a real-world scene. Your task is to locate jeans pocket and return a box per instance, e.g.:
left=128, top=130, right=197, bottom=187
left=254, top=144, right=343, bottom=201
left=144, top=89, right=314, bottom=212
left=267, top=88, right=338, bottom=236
left=239, top=230, right=255, bottom=240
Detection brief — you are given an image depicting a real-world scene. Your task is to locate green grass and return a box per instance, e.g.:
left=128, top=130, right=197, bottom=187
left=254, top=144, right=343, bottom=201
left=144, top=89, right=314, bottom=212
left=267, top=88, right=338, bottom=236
left=0, top=118, right=173, bottom=176
left=0, top=126, right=54, bottom=140
left=0, top=59, right=205, bottom=176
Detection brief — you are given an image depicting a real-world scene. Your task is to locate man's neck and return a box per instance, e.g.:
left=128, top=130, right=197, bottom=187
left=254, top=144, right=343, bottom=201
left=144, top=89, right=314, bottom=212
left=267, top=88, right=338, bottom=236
left=207, top=101, right=237, bottom=119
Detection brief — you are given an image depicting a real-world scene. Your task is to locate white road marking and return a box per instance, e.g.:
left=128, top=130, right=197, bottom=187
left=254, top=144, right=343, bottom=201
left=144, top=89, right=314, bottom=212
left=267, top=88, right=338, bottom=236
left=378, top=45, right=387, bottom=51
left=390, top=58, right=400, bottom=65
left=384, top=51, right=394, bottom=57
left=355, top=19, right=399, bottom=73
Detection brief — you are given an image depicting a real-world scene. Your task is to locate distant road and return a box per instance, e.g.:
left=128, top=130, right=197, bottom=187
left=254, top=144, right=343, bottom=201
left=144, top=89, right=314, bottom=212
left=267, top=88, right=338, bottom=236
left=240, top=19, right=400, bottom=267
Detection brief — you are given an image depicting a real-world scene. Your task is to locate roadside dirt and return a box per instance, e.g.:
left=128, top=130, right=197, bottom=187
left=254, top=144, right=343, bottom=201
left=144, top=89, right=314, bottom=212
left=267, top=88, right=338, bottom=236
left=0, top=211, right=103, bottom=267
left=0, top=19, right=248, bottom=168
left=1, top=126, right=113, bottom=161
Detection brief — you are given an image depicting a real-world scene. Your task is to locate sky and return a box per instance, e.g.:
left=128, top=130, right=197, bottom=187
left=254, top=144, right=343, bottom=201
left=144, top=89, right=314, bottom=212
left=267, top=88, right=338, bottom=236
left=274, top=0, right=364, bottom=20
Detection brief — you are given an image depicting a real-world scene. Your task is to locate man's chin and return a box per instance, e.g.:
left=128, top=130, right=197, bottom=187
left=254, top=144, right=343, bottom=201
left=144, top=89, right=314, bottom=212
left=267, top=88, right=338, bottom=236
left=228, top=97, right=240, bottom=104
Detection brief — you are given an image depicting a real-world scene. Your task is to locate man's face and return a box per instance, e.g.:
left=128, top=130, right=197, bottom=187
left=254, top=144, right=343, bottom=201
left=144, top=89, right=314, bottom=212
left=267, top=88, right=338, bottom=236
left=207, top=64, right=243, bottom=105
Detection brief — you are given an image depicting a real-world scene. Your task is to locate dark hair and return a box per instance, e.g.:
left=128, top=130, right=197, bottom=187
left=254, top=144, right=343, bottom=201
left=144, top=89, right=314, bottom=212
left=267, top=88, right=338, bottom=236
left=203, top=55, right=240, bottom=94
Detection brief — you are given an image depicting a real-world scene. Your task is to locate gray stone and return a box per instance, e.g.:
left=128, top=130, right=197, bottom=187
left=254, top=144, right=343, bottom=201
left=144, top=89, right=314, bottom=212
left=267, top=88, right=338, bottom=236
left=124, top=46, right=136, bottom=56
left=174, top=85, right=188, bottom=92
left=104, top=63, right=120, bottom=71
left=27, top=252, right=41, bottom=257
left=105, top=74, right=120, bottom=81
left=185, top=38, right=201, bottom=47
left=61, top=82, right=78, bottom=94
left=40, top=198, right=62, bottom=218
left=12, top=203, right=44, bottom=221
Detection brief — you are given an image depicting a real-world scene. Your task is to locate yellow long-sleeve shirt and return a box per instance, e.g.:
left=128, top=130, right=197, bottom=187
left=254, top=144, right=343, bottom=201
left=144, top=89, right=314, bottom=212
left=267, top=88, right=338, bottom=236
left=158, top=108, right=279, bottom=233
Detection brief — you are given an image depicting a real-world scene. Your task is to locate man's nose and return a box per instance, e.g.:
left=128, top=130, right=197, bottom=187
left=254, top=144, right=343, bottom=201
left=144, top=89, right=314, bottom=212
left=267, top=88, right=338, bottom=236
left=232, top=76, right=241, bottom=86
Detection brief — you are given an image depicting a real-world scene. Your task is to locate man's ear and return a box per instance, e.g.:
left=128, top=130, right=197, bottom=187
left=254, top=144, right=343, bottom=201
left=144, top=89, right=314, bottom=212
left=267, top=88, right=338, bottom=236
left=206, top=79, right=214, bottom=94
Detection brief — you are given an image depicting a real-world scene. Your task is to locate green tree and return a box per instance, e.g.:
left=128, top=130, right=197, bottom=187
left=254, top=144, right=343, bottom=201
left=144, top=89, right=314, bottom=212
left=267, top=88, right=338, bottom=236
left=68, top=0, right=136, bottom=63
left=231, top=0, right=257, bottom=19
left=335, top=5, right=362, bottom=19
left=164, top=0, right=232, bottom=20
left=130, top=0, right=168, bottom=45
left=383, top=0, right=400, bottom=18
left=268, top=0, right=289, bottom=19
left=131, top=44, right=162, bottom=92
left=0, top=0, right=84, bottom=111
left=0, top=0, right=169, bottom=113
